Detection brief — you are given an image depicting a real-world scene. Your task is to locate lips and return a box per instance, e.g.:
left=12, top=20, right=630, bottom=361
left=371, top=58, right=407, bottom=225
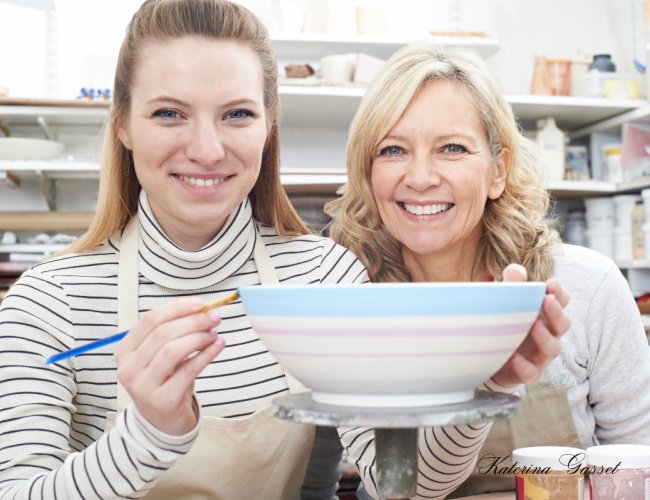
left=173, top=173, right=232, bottom=187
left=398, top=202, right=454, bottom=216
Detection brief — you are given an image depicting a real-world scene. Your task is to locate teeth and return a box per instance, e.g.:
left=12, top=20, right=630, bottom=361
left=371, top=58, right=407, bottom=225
left=403, top=203, right=452, bottom=215
left=181, top=176, right=225, bottom=187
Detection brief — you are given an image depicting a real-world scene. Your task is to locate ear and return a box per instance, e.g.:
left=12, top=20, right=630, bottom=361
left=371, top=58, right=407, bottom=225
left=116, top=120, right=133, bottom=151
left=487, top=148, right=511, bottom=200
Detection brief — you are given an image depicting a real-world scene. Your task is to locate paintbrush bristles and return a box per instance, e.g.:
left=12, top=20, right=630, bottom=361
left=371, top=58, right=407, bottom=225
left=201, top=291, right=240, bottom=312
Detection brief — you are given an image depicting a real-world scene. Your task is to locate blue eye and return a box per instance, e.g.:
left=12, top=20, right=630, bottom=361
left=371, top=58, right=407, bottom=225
left=445, top=143, right=468, bottom=154
left=153, top=109, right=180, bottom=120
left=227, top=109, right=254, bottom=120
left=380, top=145, right=403, bottom=156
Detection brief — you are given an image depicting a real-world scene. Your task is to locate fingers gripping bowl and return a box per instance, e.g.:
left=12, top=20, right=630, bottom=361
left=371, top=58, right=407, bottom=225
left=239, top=282, right=546, bottom=408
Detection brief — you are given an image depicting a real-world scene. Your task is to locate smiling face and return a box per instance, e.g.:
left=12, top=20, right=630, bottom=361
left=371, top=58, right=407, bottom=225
left=370, top=80, right=508, bottom=279
left=118, top=37, right=268, bottom=251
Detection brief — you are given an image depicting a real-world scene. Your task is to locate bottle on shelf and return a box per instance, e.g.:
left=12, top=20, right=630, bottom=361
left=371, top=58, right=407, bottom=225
left=588, top=54, right=616, bottom=72
left=536, top=117, right=566, bottom=183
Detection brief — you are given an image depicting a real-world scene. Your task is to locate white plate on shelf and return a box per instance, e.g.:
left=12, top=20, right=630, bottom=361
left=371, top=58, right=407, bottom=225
left=0, top=138, right=65, bottom=160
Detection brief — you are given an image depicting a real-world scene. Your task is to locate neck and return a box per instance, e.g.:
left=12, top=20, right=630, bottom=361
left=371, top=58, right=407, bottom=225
left=402, top=240, right=488, bottom=283
left=163, top=222, right=220, bottom=251
left=146, top=203, right=224, bottom=252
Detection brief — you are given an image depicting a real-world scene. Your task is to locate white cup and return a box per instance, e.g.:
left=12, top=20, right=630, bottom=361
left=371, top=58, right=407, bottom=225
left=356, top=4, right=387, bottom=35
left=319, top=54, right=355, bottom=85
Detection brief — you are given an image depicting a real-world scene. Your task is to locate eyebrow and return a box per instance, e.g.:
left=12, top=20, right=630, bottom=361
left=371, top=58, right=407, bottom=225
left=380, top=132, right=478, bottom=143
left=145, top=96, right=261, bottom=108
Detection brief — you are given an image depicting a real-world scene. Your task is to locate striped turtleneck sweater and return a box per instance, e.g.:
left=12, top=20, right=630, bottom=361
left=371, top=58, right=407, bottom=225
left=0, top=192, right=500, bottom=499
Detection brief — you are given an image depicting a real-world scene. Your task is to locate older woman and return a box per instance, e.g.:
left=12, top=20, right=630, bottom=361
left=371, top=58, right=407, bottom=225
left=327, top=43, right=650, bottom=497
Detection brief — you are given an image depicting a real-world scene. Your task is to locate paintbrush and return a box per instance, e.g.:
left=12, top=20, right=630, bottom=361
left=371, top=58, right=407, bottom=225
left=45, top=291, right=240, bottom=365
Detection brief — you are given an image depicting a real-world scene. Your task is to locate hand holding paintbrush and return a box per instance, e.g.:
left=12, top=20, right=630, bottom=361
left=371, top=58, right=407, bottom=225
left=46, top=291, right=239, bottom=364
left=49, top=292, right=241, bottom=436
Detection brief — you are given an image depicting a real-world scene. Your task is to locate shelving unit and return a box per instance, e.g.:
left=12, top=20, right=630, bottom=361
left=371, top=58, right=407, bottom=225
left=278, top=88, right=647, bottom=131
left=570, top=103, right=650, bottom=139
left=2, top=34, right=650, bottom=278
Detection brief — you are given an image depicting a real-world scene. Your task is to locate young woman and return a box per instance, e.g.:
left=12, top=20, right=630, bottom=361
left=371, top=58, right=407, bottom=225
left=0, top=1, right=367, bottom=498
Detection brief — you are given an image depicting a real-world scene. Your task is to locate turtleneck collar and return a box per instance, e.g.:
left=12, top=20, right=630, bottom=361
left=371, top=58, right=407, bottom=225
left=133, top=191, right=256, bottom=290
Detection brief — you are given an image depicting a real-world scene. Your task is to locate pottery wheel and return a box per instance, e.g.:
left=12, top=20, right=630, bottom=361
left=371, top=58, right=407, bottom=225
left=272, top=390, right=521, bottom=500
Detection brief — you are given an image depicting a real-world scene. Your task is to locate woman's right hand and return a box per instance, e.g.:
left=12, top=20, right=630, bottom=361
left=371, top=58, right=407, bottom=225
left=114, top=298, right=225, bottom=435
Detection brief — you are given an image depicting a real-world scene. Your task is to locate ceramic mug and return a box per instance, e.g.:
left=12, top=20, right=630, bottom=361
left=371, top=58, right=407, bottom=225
left=319, top=54, right=355, bottom=85
left=356, top=4, right=387, bottom=35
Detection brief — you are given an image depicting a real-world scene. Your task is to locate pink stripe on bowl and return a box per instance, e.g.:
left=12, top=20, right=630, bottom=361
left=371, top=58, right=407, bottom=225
left=253, top=322, right=530, bottom=337
left=270, top=347, right=514, bottom=358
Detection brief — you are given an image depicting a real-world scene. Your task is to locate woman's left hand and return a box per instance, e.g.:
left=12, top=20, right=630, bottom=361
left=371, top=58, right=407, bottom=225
left=490, top=263, right=570, bottom=388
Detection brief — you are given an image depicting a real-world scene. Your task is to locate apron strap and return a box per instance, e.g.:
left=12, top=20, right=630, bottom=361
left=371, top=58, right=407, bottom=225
left=115, top=216, right=307, bottom=410
left=116, top=214, right=140, bottom=410
left=253, top=227, right=308, bottom=394
left=526, top=368, right=554, bottom=393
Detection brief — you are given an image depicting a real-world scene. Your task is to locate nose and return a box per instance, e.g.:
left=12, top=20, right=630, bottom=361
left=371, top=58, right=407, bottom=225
left=185, top=120, right=226, bottom=166
left=403, top=153, right=442, bottom=191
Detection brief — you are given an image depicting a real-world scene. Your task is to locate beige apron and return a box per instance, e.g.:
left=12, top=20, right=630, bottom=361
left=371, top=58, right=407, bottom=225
left=448, top=371, right=582, bottom=498
left=105, top=215, right=315, bottom=499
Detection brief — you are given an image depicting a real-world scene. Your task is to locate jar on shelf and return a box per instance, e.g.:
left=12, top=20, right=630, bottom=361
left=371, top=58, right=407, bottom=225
left=536, top=117, right=566, bottom=183
left=587, top=444, right=650, bottom=500
left=588, top=54, right=616, bottom=72
left=603, top=144, right=623, bottom=183
left=565, top=210, right=587, bottom=247
left=512, top=446, right=586, bottom=500
left=632, top=202, right=646, bottom=260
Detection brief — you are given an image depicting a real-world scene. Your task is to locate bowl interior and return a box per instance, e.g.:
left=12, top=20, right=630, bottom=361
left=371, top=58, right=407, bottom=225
left=239, top=282, right=545, bottom=407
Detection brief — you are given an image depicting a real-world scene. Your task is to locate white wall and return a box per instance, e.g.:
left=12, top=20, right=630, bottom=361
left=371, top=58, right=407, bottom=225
left=0, top=0, right=641, bottom=99
left=460, top=0, right=637, bottom=94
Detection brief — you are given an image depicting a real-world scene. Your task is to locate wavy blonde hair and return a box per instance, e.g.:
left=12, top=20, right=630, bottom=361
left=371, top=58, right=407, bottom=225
left=67, top=0, right=307, bottom=254
left=326, top=44, right=560, bottom=282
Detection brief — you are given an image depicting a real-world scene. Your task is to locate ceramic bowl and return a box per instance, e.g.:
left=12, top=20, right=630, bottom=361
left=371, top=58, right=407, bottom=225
left=238, top=282, right=546, bottom=408
left=0, top=138, right=65, bottom=160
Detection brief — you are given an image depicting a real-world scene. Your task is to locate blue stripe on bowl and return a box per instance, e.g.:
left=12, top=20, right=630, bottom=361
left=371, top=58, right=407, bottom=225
left=238, top=282, right=545, bottom=317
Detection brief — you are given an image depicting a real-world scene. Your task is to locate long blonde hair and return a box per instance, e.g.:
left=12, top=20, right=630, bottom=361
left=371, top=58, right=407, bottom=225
left=67, top=0, right=307, bottom=254
left=326, top=44, right=560, bottom=282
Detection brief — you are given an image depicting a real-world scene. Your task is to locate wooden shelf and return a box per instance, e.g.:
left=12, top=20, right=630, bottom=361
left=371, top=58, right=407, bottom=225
left=0, top=162, right=641, bottom=197
left=281, top=170, right=347, bottom=194
left=278, top=88, right=647, bottom=130
left=0, top=211, right=94, bottom=231
left=0, top=98, right=109, bottom=127
left=279, top=85, right=364, bottom=127
left=0, top=243, right=67, bottom=255
left=547, top=180, right=617, bottom=197
left=0, top=160, right=100, bottom=179
left=617, top=260, right=650, bottom=269
left=570, top=103, right=650, bottom=138
left=507, top=95, right=646, bottom=132
left=2, top=93, right=644, bottom=133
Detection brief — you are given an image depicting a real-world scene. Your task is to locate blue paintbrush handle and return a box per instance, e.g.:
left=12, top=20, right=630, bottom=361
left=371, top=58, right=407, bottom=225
left=44, top=291, right=240, bottom=365
left=46, top=330, right=128, bottom=365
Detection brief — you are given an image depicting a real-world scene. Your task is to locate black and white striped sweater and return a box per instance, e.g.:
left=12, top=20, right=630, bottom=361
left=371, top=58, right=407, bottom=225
left=0, top=192, right=495, bottom=499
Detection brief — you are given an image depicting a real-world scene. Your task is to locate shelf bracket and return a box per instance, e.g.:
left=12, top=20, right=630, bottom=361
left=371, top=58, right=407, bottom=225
left=0, top=170, right=21, bottom=189
left=36, top=170, right=56, bottom=210
left=36, top=115, right=56, bottom=140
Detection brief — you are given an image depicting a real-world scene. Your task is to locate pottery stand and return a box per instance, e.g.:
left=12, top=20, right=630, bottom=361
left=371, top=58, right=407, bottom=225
left=272, top=390, right=521, bottom=500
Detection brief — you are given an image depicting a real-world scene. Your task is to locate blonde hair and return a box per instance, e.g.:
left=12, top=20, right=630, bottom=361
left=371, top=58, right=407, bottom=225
left=67, top=0, right=307, bottom=254
left=326, top=44, right=560, bottom=282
